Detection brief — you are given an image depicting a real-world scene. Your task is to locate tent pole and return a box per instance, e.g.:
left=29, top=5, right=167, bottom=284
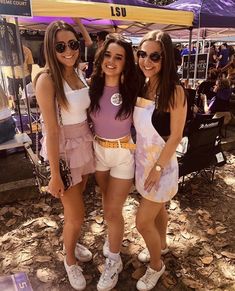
left=193, top=27, right=201, bottom=88
left=186, top=27, right=193, bottom=86
left=3, top=18, right=24, bottom=133
left=14, top=17, right=33, bottom=135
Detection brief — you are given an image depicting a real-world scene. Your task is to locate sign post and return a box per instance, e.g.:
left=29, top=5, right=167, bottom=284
left=182, top=53, right=208, bottom=80
left=0, top=0, right=32, bottom=17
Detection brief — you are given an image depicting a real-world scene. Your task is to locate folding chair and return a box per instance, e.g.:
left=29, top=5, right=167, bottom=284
left=177, top=117, right=226, bottom=187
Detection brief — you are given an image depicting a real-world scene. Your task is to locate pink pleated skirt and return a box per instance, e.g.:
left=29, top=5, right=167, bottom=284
left=40, top=121, right=95, bottom=186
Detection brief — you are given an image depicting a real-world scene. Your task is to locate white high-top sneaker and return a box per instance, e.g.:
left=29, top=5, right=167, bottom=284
left=97, top=257, right=123, bottom=291
left=136, top=263, right=165, bottom=291
left=64, top=257, right=86, bottom=291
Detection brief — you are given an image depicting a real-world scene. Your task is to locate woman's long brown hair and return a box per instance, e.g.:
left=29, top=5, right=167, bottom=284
left=34, top=20, right=80, bottom=109
left=137, top=30, right=186, bottom=111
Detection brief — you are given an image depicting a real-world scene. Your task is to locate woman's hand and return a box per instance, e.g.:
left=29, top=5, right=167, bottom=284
left=48, top=174, right=64, bottom=198
left=144, top=167, right=161, bottom=192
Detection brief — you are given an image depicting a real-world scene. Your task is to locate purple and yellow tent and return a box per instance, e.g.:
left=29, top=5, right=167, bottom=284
left=17, top=0, right=194, bottom=35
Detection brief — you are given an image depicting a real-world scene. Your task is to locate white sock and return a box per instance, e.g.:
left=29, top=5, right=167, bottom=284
left=108, top=251, right=120, bottom=262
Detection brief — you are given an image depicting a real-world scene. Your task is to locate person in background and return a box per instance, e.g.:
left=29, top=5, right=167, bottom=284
left=97, top=31, right=109, bottom=49
left=217, top=43, right=229, bottom=69
left=72, top=18, right=93, bottom=48
left=181, top=42, right=196, bottom=56
left=4, top=43, right=34, bottom=109
left=196, top=68, right=219, bottom=109
left=208, top=43, right=218, bottom=69
left=134, top=30, right=187, bottom=291
left=34, top=20, right=95, bottom=291
left=0, top=84, right=16, bottom=144
left=89, top=33, right=139, bottom=291
left=174, top=43, right=182, bottom=70
left=221, top=54, right=235, bottom=86
left=201, top=78, right=232, bottom=125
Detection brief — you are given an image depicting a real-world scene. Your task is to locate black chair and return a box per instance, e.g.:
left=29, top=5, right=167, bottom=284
left=185, top=88, right=196, bottom=122
left=177, top=117, right=226, bottom=186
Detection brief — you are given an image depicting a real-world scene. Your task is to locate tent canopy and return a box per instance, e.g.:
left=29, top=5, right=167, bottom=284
left=167, top=0, right=235, bottom=29
left=17, top=0, right=193, bottom=36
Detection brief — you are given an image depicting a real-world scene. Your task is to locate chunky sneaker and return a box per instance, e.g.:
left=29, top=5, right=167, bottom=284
left=103, top=239, right=110, bottom=258
left=63, top=243, right=92, bottom=262
left=97, top=257, right=123, bottom=291
left=136, top=263, right=165, bottom=291
left=64, top=257, right=86, bottom=290
left=138, top=247, right=169, bottom=263
left=75, top=243, right=92, bottom=262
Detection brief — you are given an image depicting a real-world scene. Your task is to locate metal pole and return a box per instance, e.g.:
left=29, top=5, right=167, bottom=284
left=186, top=27, right=193, bottom=85
left=3, top=18, right=24, bottom=133
left=15, top=17, right=33, bottom=135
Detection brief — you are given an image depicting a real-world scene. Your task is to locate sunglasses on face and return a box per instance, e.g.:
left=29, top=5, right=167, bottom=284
left=55, top=40, right=80, bottom=53
left=137, top=50, right=162, bottom=63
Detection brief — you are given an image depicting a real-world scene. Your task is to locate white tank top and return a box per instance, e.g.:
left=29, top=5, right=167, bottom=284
left=60, top=70, right=90, bottom=125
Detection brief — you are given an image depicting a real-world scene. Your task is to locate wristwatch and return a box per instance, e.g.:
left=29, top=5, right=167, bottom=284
left=155, top=163, right=163, bottom=172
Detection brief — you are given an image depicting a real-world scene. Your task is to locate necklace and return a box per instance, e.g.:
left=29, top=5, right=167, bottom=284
left=146, top=79, right=159, bottom=101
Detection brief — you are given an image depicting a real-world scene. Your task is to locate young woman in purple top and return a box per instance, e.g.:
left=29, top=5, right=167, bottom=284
left=89, top=33, right=139, bottom=291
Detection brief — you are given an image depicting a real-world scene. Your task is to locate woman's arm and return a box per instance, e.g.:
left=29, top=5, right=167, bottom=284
left=144, top=85, right=187, bottom=191
left=72, top=17, right=93, bottom=47
left=156, top=86, right=187, bottom=168
left=35, top=73, right=64, bottom=197
left=200, top=93, right=210, bottom=113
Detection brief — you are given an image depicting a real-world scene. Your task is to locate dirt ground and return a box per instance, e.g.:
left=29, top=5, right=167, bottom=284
left=0, top=150, right=235, bottom=291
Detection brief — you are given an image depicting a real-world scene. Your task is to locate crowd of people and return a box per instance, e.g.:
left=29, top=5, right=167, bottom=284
left=0, top=19, right=234, bottom=291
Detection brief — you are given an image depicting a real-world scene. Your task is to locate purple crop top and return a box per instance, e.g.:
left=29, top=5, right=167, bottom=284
left=90, top=86, right=132, bottom=139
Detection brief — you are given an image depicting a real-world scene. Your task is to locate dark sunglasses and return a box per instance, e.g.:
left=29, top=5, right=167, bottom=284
left=137, top=50, right=162, bottom=63
left=55, top=40, right=80, bottom=53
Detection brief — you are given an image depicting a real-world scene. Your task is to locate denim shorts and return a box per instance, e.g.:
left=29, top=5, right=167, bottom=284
left=0, top=116, right=16, bottom=144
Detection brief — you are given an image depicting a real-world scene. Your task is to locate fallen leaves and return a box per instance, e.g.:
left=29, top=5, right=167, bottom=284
left=0, top=150, right=235, bottom=290
left=221, top=251, right=235, bottom=259
left=201, top=256, right=214, bottom=265
left=36, top=268, right=57, bottom=283
left=182, top=278, right=204, bottom=289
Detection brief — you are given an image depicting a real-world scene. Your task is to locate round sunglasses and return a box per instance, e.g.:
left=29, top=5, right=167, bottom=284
left=55, top=40, right=80, bottom=53
left=137, top=50, right=162, bottom=63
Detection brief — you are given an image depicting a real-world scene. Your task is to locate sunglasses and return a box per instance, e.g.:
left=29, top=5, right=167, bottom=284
left=55, top=40, right=80, bottom=53
left=137, top=50, right=162, bottom=63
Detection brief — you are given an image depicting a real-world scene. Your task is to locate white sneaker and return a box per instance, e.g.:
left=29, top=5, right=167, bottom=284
left=75, top=243, right=92, bottom=262
left=103, top=239, right=109, bottom=258
left=63, top=243, right=92, bottom=262
left=136, top=263, right=165, bottom=291
left=97, top=257, right=123, bottom=291
left=138, top=247, right=169, bottom=263
left=64, top=257, right=86, bottom=291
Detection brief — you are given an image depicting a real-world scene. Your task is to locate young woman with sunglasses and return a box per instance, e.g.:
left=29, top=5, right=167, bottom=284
left=34, top=20, right=95, bottom=290
left=89, top=33, right=139, bottom=291
left=134, top=30, right=187, bottom=291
